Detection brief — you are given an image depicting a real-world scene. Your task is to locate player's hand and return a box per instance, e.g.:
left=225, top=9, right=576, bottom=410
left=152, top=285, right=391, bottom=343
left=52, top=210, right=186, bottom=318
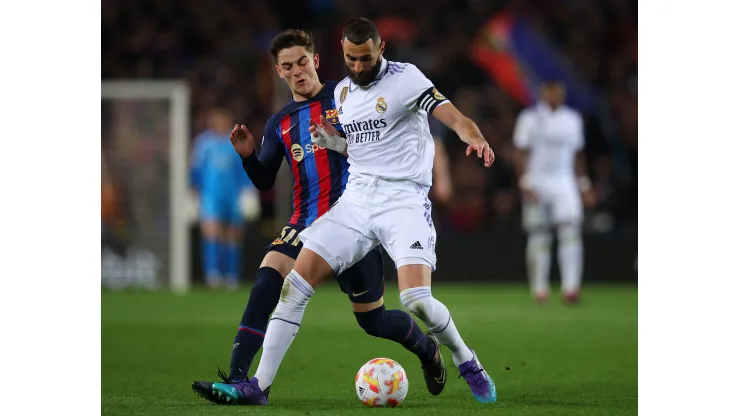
left=309, top=115, right=339, bottom=138
left=521, top=187, right=538, bottom=204
left=581, top=189, right=597, bottom=208
left=230, top=124, right=255, bottom=158
left=518, top=175, right=537, bottom=203
left=309, top=116, right=347, bottom=154
left=239, top=188, right=261, bottom=221
left=465, top=141, right=495, bottom=167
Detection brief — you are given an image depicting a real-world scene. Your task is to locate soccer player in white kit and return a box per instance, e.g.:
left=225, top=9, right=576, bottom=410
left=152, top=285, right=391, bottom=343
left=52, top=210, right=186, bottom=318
left=513, top=82, right=596, bottom=305
left=228, top=18, right=498, bottom=405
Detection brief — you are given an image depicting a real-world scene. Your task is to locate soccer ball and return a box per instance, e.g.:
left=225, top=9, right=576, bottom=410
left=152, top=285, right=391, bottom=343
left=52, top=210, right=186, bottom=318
left=354, top=358, right=409, bottom=407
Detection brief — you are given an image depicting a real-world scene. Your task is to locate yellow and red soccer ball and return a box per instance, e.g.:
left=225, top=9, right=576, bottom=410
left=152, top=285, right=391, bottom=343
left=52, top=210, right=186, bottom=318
left=354, top=358, right=409, bottom=407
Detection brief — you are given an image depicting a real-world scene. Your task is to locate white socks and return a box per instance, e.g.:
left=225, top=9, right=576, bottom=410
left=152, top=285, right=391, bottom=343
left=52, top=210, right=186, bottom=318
left=400, top=286, right=474, bottom=366
left=252, top=270, right=314, bottom=390
left=526, top=232, right=553, bottom=297
left=558, top=225, right=583, bottom=294
left=527, top=226, right=583, bottom=297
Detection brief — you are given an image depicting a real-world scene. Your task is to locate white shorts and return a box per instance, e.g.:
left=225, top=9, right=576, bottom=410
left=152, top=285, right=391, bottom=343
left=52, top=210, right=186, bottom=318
left=298, top=178, right=437, bottom=274
left=523, top=183, right=583, bottom=231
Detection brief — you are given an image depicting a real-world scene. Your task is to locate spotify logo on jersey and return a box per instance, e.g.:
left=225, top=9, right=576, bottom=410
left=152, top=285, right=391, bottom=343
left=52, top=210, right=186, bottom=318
left=291, top=144, right=304, bottom=162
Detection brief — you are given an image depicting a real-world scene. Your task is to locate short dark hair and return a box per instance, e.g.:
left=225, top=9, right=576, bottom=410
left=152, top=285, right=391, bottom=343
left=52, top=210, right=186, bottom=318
left=270, top=29, right=314, bottom=62
left=342, top=17, right=380, bottom=45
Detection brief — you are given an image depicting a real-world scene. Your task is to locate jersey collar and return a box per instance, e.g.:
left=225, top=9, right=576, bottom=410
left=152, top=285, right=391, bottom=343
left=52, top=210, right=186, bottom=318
left=537, top=101, right=564, bottom=115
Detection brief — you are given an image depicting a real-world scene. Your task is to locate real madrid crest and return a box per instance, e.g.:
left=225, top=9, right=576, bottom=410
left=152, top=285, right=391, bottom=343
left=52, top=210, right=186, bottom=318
left=340, top=86, right=348, bottom=104
left=375, top=97, right=387, bottom=114
left=432, top=88, right=446, bottom=101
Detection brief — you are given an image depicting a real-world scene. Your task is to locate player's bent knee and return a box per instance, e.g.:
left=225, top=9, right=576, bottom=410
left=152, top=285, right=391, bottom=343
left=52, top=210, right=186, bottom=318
left=398, top=286, right=432, bottom=316
left=556, top=223, right=581, bottom=242
left=396, top=262, right=433, bottom=292
left=260, top=251, right=295, bottom=278
left=293, top=246, right=336, bottom=287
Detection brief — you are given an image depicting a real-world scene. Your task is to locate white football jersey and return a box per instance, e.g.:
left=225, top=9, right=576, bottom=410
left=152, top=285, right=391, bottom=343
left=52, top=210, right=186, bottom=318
left=513, top=103, right=584, bottom=186
left=334, top=58, right=449, bottom=187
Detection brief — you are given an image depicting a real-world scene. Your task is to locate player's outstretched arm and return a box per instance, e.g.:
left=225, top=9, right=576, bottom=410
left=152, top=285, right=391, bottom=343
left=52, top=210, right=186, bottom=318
left=512, top=110, right=537, bottom=202
left=232, top=124, right=283, bottom=191
left=432, top=138, right=453, bottom=204
left=575, top=150, right=596, bottom=208
left=432, top=103, right=494, bottom=167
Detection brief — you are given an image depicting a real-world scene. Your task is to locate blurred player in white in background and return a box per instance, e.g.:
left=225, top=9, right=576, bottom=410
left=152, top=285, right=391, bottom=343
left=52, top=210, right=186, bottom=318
left=513, top=82, right=596, bottom=304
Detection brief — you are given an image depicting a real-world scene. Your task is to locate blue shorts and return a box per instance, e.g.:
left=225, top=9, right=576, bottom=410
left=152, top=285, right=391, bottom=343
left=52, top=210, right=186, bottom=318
left=266, top=223, right=385, bottom=304
left=200, top=192, right=242, bottom=226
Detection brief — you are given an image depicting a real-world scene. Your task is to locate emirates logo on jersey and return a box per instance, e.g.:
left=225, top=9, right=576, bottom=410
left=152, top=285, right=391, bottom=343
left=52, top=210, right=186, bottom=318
left=343, top=118, right=388, bottom=145
left=343, top=118, right=388, bottom=134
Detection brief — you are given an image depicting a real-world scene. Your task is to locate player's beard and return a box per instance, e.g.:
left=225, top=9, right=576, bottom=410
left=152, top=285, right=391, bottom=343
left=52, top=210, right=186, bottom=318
left=346, top=56, right=383, bottom=87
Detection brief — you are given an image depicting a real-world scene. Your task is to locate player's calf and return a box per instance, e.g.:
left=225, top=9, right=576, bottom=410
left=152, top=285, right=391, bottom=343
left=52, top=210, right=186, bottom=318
left=399, top=286, right=473, bottom=365
left=229, top=266, right=284, bottom=379
left=399, top=283, right=496, bottom=403
left=200, top=221, right=224, bottom=288
left=556, top=223, right=583, bottom=300
left=526, top=231, right=552, bottom=302
left=354, top=305, right=446, bottom=395
left=251, top=269, right=316, bottom=392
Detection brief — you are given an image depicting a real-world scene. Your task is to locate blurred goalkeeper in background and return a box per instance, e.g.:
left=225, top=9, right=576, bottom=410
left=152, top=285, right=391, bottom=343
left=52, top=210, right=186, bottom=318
left=190, top=108, right=260, bottom=289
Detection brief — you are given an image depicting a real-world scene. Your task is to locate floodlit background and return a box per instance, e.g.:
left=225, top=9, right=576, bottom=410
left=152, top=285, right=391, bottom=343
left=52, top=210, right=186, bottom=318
left=101, top=1, right=637, bottom=414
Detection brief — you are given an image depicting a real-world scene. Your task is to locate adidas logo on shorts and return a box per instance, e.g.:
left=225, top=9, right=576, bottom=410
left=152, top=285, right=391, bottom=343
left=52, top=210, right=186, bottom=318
left=410, top=241, right=423, bottom=250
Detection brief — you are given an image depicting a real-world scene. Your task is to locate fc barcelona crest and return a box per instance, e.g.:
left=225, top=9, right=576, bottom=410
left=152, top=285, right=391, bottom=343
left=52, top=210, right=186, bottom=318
left=325, top=109, right=339, bottom=124
left=340, top=86, right=348, bottom=104
left=375, top=97, right=387, bottom=114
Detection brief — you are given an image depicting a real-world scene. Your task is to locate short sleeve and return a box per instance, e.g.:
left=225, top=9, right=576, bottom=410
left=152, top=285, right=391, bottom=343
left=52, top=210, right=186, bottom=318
left=513, top=110, right=535, bottom=149
left=574, top=112, right=585, bottom=150
left=397, top=64, right=450, bottom=113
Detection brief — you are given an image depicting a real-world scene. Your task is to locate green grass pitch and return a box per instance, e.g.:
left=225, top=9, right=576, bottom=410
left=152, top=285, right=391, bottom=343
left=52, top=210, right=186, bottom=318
left=102, top=283, right=637, bottom=415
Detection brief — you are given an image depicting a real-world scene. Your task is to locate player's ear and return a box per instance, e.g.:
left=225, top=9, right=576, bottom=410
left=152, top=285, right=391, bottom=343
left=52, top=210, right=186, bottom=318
left=313, top=53, right=320, bottom=70
left=378, top=41, right=386, bottom=56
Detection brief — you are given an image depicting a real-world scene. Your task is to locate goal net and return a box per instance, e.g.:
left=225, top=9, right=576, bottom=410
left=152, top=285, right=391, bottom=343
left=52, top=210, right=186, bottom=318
left=101, top=81, right=191, bottom=293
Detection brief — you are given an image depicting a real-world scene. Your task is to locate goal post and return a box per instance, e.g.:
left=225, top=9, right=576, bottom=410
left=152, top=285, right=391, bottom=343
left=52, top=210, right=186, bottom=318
left=101, top=80, right=191, bottom=294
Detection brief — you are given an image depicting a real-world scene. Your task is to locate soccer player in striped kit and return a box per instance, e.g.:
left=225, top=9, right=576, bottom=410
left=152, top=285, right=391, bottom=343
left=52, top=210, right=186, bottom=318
left=192, top=29, right=446, bottom=404
left=217, top=18, right=497, bottom=406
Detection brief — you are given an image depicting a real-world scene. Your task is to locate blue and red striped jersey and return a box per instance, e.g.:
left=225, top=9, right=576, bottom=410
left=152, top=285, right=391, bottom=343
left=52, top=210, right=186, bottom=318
left=258, top=80, right=349, bottom=227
